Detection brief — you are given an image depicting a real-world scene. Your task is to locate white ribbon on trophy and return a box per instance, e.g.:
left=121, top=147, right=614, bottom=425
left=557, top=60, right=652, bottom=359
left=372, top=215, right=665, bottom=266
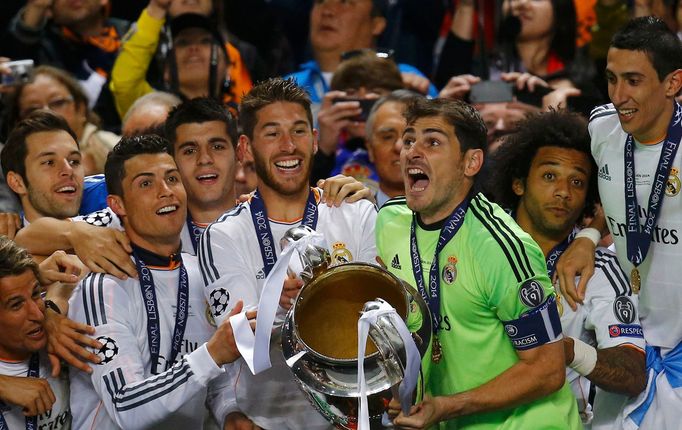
left=357, top=300, right=421, bottom=430
left=230, top=230, right=328, bottom=375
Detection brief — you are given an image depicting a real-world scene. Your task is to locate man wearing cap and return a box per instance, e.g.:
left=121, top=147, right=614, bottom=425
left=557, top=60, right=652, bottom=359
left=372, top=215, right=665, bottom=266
left=110, top=0, right=252, bottom=119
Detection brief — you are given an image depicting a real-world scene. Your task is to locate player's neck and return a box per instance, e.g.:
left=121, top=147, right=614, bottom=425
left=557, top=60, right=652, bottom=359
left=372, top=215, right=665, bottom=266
left=514, top=207, right=572, bottom=257
left=634, top=101, right=675, bottom=145
left=419, top=185, right=472, bottom=225
left=257, top=184, right=311, bottom=222
left=189, top=198, right=235, bottom=224
left=128, top=234, right=181, bottom=261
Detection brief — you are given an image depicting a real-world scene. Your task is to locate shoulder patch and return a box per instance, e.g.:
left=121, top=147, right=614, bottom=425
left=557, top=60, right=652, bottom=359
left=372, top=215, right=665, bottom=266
left=613, top=296, right=636, bottom=324
left=519, top=279, right=545, bottom=308
left=96, top=336, right=119, bottom=364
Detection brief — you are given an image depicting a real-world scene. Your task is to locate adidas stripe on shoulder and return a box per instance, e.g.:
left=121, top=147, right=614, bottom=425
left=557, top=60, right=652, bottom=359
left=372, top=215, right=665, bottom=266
left=380, top=196, right=406, bottom=209
left=589, top=104, right=617, bottom=122
left=469, top=195, right=535, bottom=283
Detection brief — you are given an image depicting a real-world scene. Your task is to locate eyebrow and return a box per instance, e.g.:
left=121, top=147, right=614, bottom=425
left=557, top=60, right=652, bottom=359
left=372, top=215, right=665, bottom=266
left=537, top=160, right=589, bottom=176
left=261, top=120, right=310, bottom=129
left=36, top=150, right=81, bottom=158
left=605, top=69, right=646, bottom=79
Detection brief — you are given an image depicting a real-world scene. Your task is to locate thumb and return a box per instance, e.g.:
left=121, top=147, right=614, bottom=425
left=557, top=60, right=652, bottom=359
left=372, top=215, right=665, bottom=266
left=228, top=300, right=245, bottom=318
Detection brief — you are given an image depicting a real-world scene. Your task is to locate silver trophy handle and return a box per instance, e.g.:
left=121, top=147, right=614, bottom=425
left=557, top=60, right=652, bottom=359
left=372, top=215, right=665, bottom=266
left=280, top=225, right=330, bottom=282
left=362, top=299, right=409, bottom=382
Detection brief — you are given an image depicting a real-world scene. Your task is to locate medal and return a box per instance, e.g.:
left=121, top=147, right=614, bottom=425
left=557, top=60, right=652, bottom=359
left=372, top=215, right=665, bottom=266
left=431, top=336, right=443, bottom=364
left=630, top=268, right=641, bottom=294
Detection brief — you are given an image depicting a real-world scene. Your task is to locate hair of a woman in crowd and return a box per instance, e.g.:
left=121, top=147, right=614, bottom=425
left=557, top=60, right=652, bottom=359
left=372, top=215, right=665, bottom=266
left=3, top=66, right=120, bottom=175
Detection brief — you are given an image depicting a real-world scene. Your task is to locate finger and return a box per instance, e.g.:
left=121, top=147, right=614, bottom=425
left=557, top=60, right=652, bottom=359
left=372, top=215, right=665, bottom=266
left=557, top=270, right=578, bottom=311
left=43, top=380, right=56, bottom=407
left=228, top=300, right=245, bottom=318
left=48, top=353, right=62, bottom=378
left=115, top=230, right=133, bottom=254
left=376, top=256, right=387, bottom=269
left=95, top=258, right=129, bottom=280
left=41, top=270, right=80, bottom=284
left=576, top=266, right=593, bottom=302
left=33, top=394, right=48, bottom=416
left=59, top=348, right=93, bottom=373
left=334, top=182, right=360, bottom=206
left=245, top=310, right=257, bottom=320
left=65, top=319, right=97, bottom=336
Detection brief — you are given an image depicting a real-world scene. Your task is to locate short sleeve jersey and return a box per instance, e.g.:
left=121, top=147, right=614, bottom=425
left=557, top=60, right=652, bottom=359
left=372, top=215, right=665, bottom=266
left=589, top=104, right=682, bottom=349
left=376, top=193, right=581, bottom=430
left=0, top=351, right=71, bottom=429
left=198, top=189, right=377, bottom=430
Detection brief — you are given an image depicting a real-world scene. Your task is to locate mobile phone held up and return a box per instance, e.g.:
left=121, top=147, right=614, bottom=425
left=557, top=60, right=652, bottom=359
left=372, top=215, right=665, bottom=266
left=332, top=98, right=377, bottom=122
left=469, top=80, right=552, bottom=107
left=1, top=60, right=34, bottom=86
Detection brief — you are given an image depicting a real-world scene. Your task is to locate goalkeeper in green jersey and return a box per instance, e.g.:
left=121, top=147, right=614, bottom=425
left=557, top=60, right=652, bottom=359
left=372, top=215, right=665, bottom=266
left=376, top=98, right=581, bottom=430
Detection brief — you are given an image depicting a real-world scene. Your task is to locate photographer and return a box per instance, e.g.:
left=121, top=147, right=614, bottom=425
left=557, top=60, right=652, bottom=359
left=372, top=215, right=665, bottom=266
left=438, top=71, right=580, bottom=152
left=312, top=50, right=405, bottom=185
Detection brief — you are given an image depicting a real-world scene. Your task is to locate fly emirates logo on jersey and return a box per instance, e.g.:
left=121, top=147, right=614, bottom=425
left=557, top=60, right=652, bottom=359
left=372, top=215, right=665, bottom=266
left=607, top=205, right=679, bottom=245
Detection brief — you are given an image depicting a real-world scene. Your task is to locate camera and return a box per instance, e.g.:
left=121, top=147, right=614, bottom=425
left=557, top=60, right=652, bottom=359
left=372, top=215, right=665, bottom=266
left=469, top=80, right=554, bottom=107
left=1, top=59, right=34, bottom=86
left=332, top=98, right=376, bottom=122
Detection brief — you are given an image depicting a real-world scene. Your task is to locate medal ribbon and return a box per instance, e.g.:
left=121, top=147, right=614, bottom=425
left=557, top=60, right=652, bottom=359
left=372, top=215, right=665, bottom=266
left=0, top=353, right=39, bottom=430
left=545, top=229, right=577, bottom=279
left=409, top=194, right=472, bottom=334
left=624, top=102, right=682, bottom=268
left=185, top=214, right=204, bottom=254
left=134, top=253, right=189, bottom=375
left=249, top=188, right=319, bottom=277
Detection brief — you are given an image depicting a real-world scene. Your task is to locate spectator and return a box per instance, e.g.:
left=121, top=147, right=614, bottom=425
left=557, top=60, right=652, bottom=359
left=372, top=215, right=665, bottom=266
left=365, top=90, right=422, bottom=207
left=121, top=91, right=181, bottom=136
left=4, top=66, right=119, bottom=175
left=110, top=0, right=253, bottom=119
left=285, top=0, right=437, bottom=115
left=2, top=0, right=131, bottom=130
left=313, top=51, right=405, bottom=183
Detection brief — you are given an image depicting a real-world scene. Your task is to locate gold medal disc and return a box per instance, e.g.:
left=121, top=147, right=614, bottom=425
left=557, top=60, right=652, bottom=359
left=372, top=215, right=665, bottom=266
left=630, top=268, right=641, bottom=294
left=432, top=337, right=443, bottom=364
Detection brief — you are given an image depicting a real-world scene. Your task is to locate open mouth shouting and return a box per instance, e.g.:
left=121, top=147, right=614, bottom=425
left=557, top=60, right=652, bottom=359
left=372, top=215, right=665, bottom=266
left=407, top=167, right=430, bottom=192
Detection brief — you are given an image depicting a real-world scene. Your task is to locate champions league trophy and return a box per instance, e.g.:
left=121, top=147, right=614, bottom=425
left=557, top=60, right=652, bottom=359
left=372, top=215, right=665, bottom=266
left=280, top=226, right=432, bottom=429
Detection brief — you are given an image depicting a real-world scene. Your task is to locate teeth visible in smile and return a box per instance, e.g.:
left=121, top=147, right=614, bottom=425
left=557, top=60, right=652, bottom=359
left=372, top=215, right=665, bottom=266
left=618, top=108, right=636, bottom=115
left=197, top=174, right=217, bottom=180
left=157, top=205, right=177, bottom=214
left=57, top=186, right=75, bottom=193
left=275, top=160, right=300, bottom=169
left=408, top=168, right=424, bottom=175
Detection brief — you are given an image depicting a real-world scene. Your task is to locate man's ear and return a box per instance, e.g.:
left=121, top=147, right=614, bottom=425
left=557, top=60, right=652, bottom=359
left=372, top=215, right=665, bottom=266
left=6, top=171, right=27, bottom=197
left=665, top=69, right=682, bottom=98
left=237, top=135, right=252, bottom=164
left=107, top=195, right=126, bottom=218
left=312, top=128, right=319, bottom=155
left=463, top=149, right=484, bottom=177
left=512, top=178, right=525, bottom=197
left=371, top=16, right=387, bottom=38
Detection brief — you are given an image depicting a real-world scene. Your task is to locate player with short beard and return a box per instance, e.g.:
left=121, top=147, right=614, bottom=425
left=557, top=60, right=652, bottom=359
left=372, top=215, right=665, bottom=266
left=199, top=78, right=377, bottom=429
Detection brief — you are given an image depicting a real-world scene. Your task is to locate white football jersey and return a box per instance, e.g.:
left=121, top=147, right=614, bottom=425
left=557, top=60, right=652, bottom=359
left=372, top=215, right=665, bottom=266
left=559, top=248, right=644, bottom=430
left=0, top=351, right=71, bottom=429
left=198, top=189, right=377, bottom=430
left=589, top=105, right=682, bottom=350
left=73, top=207, right=198, bottom=255
left=68, top=252, right=231, bottom=430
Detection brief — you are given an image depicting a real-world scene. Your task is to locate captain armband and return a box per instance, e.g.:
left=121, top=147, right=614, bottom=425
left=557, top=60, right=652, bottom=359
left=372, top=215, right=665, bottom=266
left=501, top=296, right=563, bottom=351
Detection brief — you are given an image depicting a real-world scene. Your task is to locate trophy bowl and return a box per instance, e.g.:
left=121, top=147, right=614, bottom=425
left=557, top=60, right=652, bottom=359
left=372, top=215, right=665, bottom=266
left=282, top=262, right=431, bottom=430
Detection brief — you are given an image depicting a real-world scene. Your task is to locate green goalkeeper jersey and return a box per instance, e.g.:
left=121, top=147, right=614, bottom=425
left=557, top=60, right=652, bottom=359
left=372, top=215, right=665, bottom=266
left=376, top=193, right=581, bottom=430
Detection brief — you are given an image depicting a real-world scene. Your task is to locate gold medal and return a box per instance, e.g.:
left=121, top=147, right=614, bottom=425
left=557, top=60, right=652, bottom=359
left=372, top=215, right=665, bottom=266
left=630, top=268, right=641, bottom=294
left=431, top=336, right=443, bottom=364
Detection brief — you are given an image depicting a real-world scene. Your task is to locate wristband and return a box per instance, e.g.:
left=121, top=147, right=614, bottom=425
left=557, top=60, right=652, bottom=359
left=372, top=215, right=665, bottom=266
left=574, top=227, right=600, bottom=247
left=569, top=338, right=597, bottom=376
left=44, top=299, right=62, bottom=315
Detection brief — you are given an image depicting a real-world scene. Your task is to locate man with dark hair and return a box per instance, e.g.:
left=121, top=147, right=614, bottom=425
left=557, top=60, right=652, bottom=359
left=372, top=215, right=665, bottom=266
left=556, top=16, right=682, bottom=429
left=377, top=98, right=581, bottom=429
left=487, top=110, right=646, bottom=429
left=199, top=77, right=377, bottom=429
left=1, top=110, right=83, bottom=224
left=69, top=134, right=252, bottom=429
